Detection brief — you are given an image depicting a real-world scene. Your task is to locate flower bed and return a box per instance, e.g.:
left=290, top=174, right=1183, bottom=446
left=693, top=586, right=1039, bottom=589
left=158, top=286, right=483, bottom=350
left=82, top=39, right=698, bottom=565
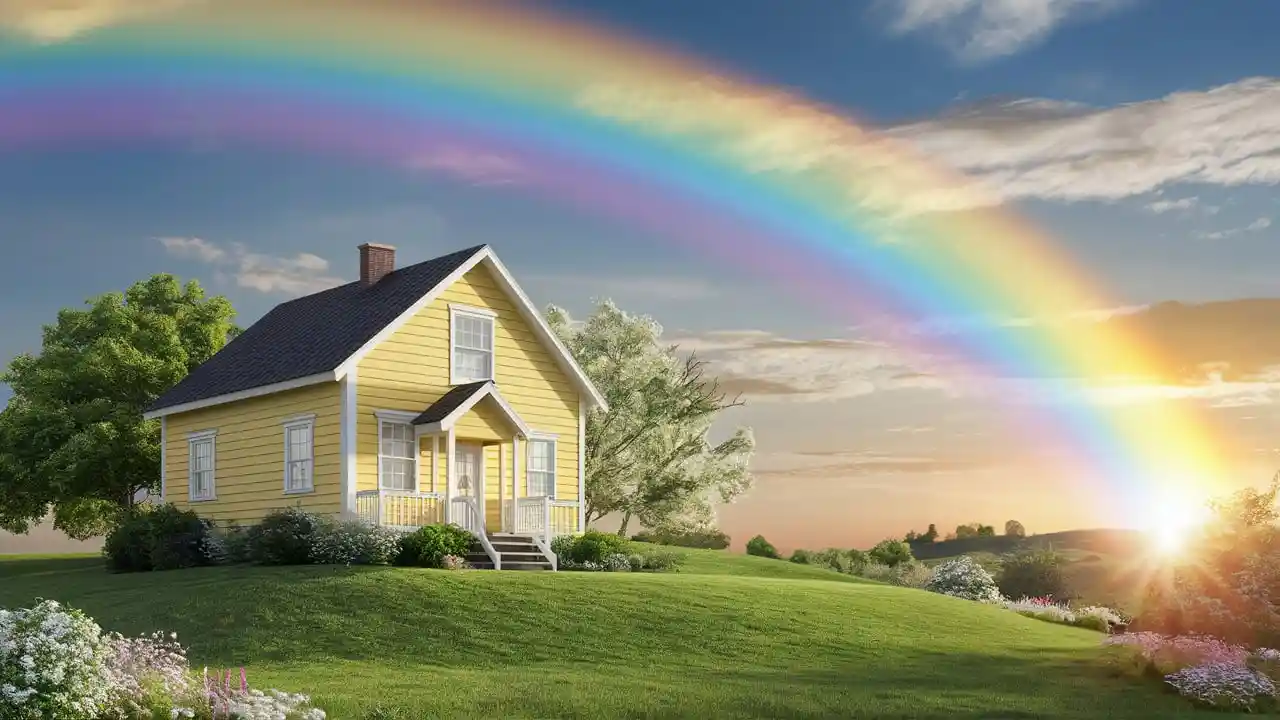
left=0, top=599, right=325, bottom=719
left=1105, top=632, right=1280, bottom=712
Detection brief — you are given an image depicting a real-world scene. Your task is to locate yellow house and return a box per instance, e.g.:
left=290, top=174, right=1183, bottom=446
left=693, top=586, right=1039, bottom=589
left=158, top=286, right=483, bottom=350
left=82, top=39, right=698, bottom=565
left=142, top=243, right=607, bottom=570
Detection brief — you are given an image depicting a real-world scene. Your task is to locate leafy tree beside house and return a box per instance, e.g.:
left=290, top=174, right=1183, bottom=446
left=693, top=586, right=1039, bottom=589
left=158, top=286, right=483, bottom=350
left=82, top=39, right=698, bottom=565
left=547, top=299, right=755, bottom=536
left=0, top=275, right=238, bottom=539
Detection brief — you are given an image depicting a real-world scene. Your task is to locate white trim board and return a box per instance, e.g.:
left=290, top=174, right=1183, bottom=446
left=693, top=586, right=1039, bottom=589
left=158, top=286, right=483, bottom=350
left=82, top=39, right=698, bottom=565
left=143, top=371, right=337, bottom=419
left=413, top=381, right=532, bottom=437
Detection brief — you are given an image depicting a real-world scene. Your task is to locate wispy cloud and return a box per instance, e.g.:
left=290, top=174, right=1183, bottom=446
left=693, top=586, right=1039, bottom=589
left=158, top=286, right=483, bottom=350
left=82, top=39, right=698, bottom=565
left=577, top=76, right=1280, bottom=215
left=1197, top=217, right=1273, bottom=240
left=1145, top=197, right=1199, bottom=214
left=155, top=237, right=345, bottom=297
left=880, top=0, right=1131, bottom=63
left=406, top=147, right=529, bottom=187
left=0, top=0, right=189, bottom=42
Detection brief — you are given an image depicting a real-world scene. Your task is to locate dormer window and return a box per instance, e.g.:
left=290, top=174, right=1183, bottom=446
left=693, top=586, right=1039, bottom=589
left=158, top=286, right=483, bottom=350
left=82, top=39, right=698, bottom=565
left=449, top=304, right=495, bottom=384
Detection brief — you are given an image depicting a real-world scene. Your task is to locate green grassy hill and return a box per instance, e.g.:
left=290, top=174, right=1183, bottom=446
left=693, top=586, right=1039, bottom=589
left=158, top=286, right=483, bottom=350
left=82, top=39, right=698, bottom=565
left=0, top=549, right=1223, bottom=719
left=910, top=529, right=1154, bottom=611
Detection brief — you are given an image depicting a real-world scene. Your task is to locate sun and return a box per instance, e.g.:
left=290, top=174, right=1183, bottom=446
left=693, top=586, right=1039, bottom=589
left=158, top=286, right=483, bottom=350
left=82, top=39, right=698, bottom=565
left=1144, top=493, right=1211, bottom=556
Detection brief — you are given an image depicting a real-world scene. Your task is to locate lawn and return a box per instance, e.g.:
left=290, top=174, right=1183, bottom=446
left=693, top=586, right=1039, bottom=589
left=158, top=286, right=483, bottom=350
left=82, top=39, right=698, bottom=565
left=0, top=551, right=1232, bottom=719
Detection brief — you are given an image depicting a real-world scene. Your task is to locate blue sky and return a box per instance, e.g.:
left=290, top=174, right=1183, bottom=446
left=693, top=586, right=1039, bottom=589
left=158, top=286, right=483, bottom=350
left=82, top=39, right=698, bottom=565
left=2, top=0, right=1280, bottom=551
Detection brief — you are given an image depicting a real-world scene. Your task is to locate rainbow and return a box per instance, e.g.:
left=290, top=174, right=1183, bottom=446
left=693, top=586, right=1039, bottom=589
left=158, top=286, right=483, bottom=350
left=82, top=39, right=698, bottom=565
left=0, top=0, right=1229, bottom=524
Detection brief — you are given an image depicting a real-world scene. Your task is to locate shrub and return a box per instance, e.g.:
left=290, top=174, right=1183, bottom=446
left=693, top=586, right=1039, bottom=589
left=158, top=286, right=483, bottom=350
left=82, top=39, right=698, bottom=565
left=248, top=507, right=323, bottom=566
left=1165, top=663, right=1277, bottom=712
left=805, top=548, right=868, bottom=575
left=789, top=548, right=812, bottom=564
left=570, top=529, right=631, bottom=563
left=745, top=534, right=781, bottom=559
left=310, top=518, right=401, bottom=566
left=925, top=556, right=1002, bottom=602
left=632, top=528, right=731, bottom=549
left=396, top=523, right=475, bottom=568
left=103, top=504, right=216, bottom=573
left=0, top=599, right=115, bottom=718
left=859, top=560, right=933, bottom=587
left=868, top=539, right=914, bottom=568
left=998, top=547, right=1071, bottom=601
left=212, top=523, right=253, bottom=564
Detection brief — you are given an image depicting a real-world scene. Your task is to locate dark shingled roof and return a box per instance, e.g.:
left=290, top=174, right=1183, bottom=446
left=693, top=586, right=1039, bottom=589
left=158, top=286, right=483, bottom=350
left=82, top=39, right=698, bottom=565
left=411, top=381, right=490, bottom=426
left=147, top=245, right=487, bottom=413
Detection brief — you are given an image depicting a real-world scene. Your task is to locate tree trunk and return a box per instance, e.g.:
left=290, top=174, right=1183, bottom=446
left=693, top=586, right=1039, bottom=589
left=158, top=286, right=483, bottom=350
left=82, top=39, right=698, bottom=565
left=617, top=511, right=633, bottom=538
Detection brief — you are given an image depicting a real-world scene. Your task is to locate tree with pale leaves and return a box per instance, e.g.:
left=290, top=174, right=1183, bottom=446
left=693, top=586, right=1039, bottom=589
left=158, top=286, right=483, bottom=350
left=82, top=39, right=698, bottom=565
left=0, top=274, right=238, bottom=539
left=546, top=299, right=755, bottom=536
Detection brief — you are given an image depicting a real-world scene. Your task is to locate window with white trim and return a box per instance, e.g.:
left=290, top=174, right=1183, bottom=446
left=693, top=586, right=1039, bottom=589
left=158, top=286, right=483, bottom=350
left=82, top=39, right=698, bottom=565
left=527, top=438, right=556, bottom=498
left=188, top=432, right=216, bottom=501
left=379, top=420, right=416, bottom=491
left=283, top=417, right=314, bottom=493
left=450, top=307, right=495, bottom=383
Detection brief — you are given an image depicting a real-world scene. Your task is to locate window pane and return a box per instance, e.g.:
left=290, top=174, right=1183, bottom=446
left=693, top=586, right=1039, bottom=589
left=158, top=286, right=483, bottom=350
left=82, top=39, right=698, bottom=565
left=379, top=422, right=416, bottom=491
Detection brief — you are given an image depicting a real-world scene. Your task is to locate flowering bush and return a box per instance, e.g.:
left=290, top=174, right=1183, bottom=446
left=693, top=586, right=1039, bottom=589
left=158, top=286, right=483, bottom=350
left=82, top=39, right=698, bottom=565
left=1164, top=662, right=1276, bottom=712
left=1000, top=596, right=1125, bottom=632
left=0, top=599, right=114, bottom=719
left=440, top=554, right=469, bottom=570
left=1104, top=632, right=1280, bottom=711
left=924, top=556, right=1002, bottom=603
left=601, top=553, right=632, bottom=572
left=859, top=561, right=934, bottom=587
left=309, top=519, right=400, bottom=566
left=0, top=600, right=326, bottom=720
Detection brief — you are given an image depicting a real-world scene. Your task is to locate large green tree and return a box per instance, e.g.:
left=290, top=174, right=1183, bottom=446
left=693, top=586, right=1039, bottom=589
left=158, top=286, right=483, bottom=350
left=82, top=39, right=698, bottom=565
left=546, top=299, right=754, bottom=536
left=0, top=274, right=237, bottom=539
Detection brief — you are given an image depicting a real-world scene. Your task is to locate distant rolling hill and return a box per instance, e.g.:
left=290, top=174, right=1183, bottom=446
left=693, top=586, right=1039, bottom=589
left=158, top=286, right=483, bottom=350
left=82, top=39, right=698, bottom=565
left=907, top=528, right=1150, bottom=561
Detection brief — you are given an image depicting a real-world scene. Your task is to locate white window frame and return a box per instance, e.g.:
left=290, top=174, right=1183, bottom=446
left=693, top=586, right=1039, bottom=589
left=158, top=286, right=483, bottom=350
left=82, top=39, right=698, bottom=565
left=526, top=433, right=557, bottom=499
left=187, top=429, right=217, bottom=502
left=282, top=414, right=316, bottom=495
left=449, top=303, right=497, bottom=385
left=375, top=410, right=419, bottom=492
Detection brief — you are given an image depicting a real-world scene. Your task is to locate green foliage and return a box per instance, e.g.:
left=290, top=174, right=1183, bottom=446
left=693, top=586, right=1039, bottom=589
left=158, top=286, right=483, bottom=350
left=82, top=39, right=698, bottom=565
left=1005, top=520, right=1027, bottom=538
left=868, top=539, right=914, bottom=568
left=922, top=524, right=939, bottom=542
left=861, top=560, right=934, bottom=588
left=395, top=523, right=475, bottom=568
left=954, top=522, right=996, bottom=540
left=631, top=527, right=731, bottom=549
left=563, top=529, right=631, bottom=564
left=0, top=274, right=238, bottom=539
left=102, top=503, right=215, bottom=573
left=745, top=534, right=781, bottom=559
left=789, top=548, right=812, bottom=564
left=998, top=547, right=1070, bottom=601
left=249, top=507, right=323, bottom=566
left=628, top=550, right=681, bottom=572
left=546, top=300, right=754, bottom=534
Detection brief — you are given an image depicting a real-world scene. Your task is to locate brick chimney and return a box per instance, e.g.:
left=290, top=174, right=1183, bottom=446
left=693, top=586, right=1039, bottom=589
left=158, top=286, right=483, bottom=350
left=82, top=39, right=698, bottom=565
left=358, top=243, right=396, bottom=285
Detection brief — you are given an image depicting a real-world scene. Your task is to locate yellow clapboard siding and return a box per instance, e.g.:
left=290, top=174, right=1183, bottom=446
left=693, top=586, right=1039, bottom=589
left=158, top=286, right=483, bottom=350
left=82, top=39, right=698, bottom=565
left=164, top=382, right=342, bottom=524
left=355, top=263, right=581, bottom=515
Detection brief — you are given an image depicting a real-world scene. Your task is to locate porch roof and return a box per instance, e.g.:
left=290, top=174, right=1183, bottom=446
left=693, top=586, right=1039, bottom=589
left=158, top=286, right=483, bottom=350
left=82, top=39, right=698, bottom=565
left=411, top=380, right=532, bottom=437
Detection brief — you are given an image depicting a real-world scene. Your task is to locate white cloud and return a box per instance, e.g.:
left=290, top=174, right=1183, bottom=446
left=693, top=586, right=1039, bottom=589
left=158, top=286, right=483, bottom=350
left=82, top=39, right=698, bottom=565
left=156, top=236, right=225, bottom=264
left=577, top=76, right=1280, bottom=216
left=882, top=0, right=1129, bottom=62
left=0, top=0, right=189, bottom=42
left=1145, top=197, right=1198, bottom=214
left=886, top=78, right=1280, bottom=205
left=1197, top=216, right=1273, bottom=240
left=156, top=237, right=344, bottom=297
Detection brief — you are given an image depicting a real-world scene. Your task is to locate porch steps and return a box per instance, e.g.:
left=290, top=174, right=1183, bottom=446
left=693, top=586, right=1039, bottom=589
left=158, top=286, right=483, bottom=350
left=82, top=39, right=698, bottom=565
left=466, top=533, right=554, bottom=571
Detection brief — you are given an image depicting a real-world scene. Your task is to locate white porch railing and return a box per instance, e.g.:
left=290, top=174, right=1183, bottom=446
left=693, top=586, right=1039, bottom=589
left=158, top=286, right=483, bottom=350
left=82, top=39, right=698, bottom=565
left=514, top=497, right=579, bottom=570
left=355, top=490, right=443, bottom=530
left=450, top=496, right=500, bottom=569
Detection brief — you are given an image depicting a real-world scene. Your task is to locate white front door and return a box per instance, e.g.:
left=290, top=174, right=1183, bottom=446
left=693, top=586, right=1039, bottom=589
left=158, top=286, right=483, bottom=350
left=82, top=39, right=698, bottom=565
left=453, top=443, right=484, bottom=512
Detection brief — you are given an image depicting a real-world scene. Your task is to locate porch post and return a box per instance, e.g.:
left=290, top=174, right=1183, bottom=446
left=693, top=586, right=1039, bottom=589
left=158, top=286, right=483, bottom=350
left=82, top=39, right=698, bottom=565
left=445, top=428, right=456, bottom=524
left=512, top=435, right=520, bottom=501
left=499, top=441, right=506, bottom=532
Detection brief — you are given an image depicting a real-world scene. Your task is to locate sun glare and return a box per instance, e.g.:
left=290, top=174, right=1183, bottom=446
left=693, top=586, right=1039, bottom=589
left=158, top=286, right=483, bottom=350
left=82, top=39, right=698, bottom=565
left=1145, top=493, right=1211, bottom=556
